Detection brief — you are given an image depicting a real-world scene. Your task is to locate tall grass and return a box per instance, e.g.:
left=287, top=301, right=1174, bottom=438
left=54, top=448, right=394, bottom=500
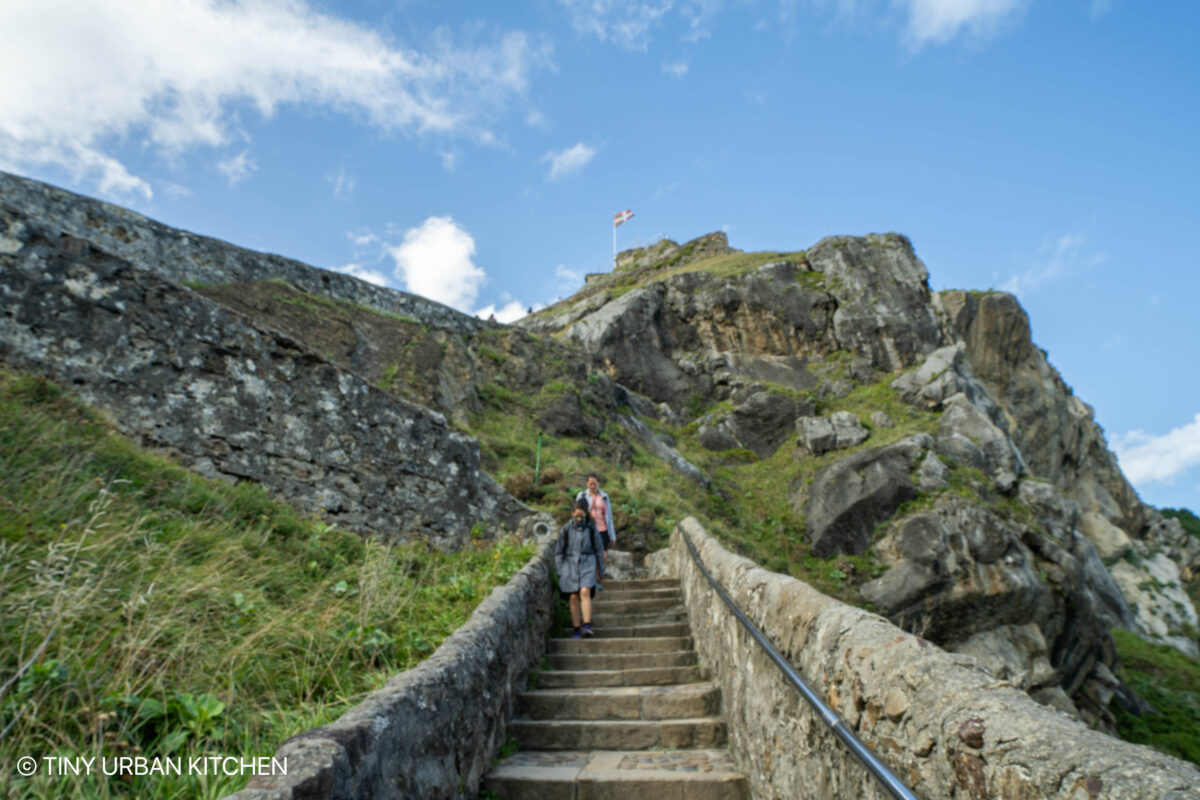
left=0, top=370, right=533, bottom=798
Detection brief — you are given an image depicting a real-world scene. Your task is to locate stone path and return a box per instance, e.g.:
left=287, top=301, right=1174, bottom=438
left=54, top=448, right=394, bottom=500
left=482, top=576, right=749, bottom=799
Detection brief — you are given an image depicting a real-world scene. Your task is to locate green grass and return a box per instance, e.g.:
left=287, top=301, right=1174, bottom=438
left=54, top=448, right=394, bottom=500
left=274, top=287, right=419, bottom=326
left=1112, top=628, right=1200, bottom=765
left=0, top=370, right=534, bottom=799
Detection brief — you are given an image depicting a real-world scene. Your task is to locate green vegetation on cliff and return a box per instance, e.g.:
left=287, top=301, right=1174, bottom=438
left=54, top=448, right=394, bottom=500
left=1113, top=628, right=1200, bottom=764
left=0, top=370, right=533, bottom=799
left=1161, top=507, right=1200, bottom=540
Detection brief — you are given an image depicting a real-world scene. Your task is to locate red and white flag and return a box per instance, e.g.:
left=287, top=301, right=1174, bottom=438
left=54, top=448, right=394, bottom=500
left=613, top=209, right=634, bottom=227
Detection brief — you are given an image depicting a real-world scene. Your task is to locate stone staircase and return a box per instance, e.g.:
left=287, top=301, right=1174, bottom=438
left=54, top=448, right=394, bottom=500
left=482, top=578, right=749, bottom=799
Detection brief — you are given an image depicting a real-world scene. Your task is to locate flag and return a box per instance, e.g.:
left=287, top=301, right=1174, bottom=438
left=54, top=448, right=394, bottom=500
left=613, top=209, right=634, bottom=227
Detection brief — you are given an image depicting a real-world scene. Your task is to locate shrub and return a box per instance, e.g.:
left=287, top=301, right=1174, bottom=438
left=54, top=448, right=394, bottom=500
left=503, top=472, right=540, bottom=501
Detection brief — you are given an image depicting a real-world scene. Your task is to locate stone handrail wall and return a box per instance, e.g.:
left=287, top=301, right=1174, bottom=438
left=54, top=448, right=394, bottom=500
left=225, top=536, right=556, bottom=800
left=0, top=170, right=488, bottom=332
left=658, top=518, right=1198, bottom=799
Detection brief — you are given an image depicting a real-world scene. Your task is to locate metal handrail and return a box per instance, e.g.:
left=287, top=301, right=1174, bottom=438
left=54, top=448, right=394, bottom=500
left=679, top=527, right=920, bottom=800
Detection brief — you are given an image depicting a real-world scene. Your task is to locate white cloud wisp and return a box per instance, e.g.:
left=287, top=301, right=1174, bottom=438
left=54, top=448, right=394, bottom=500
left=0, top=0, right=547, bottom=198
left=1114, top=414, right=1200, bottom=486
left=329, top=262, right=392, bottom=288
left=899, top=0, right=1030, bottom=49
left=1001, top=233, right=1106, bottom=297
left=543, top=142, right=597, bottom=180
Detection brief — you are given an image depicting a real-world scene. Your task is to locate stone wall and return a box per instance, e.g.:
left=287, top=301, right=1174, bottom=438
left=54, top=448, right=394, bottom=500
left=224, top=536, right=557, bottom=800
left=0, top=170, right=487, bottom=333
left=1, top=203, right=533, bottom=549
left=656, top=519, right=1198, bottom=799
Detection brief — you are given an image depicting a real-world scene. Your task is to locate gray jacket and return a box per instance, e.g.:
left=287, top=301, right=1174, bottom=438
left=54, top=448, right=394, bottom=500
left=554, top=517, right=606, bottom=594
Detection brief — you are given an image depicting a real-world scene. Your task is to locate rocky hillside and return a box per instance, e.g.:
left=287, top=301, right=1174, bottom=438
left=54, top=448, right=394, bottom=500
left=521, top=229, right=1200, bottom=730
left=2, top=170, right=1198, bottom=745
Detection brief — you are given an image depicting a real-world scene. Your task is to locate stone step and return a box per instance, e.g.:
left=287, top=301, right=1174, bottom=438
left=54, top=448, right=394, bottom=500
left=508, top=718, right=727, bottom=750
left=594, top=587, right=681, bottom=601
left=518, top=683, right=721, bottom=721
left=548, top=636, right=692, bottom=655
left=602, top=579, right=679, bottom=591
left=588, top=607, right=686, bottom=624
left=546, top=650, right=697, bottom=672
left=590, top=623, right=689, bottom=639
left=482, top=749, right=748, bottom=800
left=590, top=596, right=680, bottom=613
left=535, top=666, right=704, bottom=689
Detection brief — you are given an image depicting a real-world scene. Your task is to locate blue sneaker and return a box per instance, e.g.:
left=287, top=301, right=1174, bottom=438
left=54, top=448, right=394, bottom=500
left=571, top=627, right=582, bottom=639
left=582, top=623, right=594, bottom=637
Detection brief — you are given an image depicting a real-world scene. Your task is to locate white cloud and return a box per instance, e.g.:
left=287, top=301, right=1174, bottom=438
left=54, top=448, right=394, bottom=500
left=898, top=0, right=1029, bottom=49
left=556, top=265, right=586, bottom=293
left=329, top=262, right=392, bottom=287
left=328, top=167, right=355, bottom=199
left=388, top=216, right=484, bottom=311
left=543, top=142, right=597, bottom=180
left=1001, top=233, right=1105, bottom=297
left=1114, top=414, right=1200, bottom=486
left=476, top=300, right=529, bottom=323
left=661, top=58, right=690, bottom=77
left=0, top=0, right=549, bottom=199
left=440, top=151, right=458, bottom=171
left=1090, top=0, right=1116, bottom=19
left=556, top=0, right=675, bottom=50
left=217, top=151, right=256, bottom=186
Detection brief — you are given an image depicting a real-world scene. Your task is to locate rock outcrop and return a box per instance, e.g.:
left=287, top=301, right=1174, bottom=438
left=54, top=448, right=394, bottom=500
left=0, top=191, right=539, bottom=549
left=801, top=434, right=931, bottom=557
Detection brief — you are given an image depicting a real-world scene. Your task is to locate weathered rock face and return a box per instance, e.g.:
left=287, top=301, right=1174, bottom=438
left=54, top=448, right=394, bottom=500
left=0, top=202, right=536, bottom=549
left=0, top=170, right=481, bottom=332
left=801, top=434, right=932, bottom=557
left=532, top=256, right=838, bottom=407
left=936, top=393, right=1026, bottom=493
left=860, top=478, right=1146, bottom=729
left=941, top=290, right=1145, bottom=533
left=861, top=495, right=1047, bottom=644
left=659, top=520, right=1200, bottom=800
left=531, top=232, right=947, bottom=423
left=1112, top=553, right=1200, bottom=658
left=697, top=391, right=814, bottom=457
left=806, top=234, right=943, bottom=372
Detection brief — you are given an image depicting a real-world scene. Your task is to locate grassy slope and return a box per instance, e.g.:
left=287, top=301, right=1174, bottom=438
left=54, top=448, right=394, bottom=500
left=1113, top=629, right=1200, bottom=764
left=0, top=370, right=533, bottom=799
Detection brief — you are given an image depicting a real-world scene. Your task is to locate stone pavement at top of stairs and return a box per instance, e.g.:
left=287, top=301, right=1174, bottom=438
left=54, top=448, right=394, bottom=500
left=482, top=561, right=750, bottom=800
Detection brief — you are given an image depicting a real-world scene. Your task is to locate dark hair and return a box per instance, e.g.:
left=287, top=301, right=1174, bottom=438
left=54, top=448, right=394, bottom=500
left=573, top=498, right=589, bottom=512
left=586, top=473, right=599, bottom=482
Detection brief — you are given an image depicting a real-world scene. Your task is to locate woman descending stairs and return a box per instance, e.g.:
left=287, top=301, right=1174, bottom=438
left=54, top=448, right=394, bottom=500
left=483, top=578, right=750, bottom=799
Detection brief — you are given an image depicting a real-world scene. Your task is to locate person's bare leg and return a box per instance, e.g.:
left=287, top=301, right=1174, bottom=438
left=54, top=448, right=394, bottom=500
left=580, top=586, right=592, bottom=624
left=569, top=592, right=582, bottom=628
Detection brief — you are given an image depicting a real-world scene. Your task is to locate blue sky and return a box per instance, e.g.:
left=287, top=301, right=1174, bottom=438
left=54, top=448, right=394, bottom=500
left=1, top=0, right=1198, bottom=513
